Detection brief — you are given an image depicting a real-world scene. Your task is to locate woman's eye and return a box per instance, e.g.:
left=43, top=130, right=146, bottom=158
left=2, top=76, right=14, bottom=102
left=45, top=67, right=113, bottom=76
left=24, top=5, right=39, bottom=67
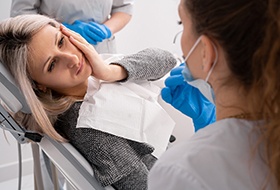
left=48, top=60, right=56, bottom=72
left=58, top=36, right=65, bottom=48
left=177, top=20, right=182, bottom=25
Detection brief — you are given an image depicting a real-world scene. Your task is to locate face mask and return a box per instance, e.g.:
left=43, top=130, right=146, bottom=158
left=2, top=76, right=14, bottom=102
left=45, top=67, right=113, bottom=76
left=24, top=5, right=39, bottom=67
left=182, top=36, right=218, bottom=104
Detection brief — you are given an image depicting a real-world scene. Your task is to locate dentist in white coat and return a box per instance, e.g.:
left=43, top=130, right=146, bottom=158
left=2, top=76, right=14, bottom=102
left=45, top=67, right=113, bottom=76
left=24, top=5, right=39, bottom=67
left=10, top=0, right=133, bottom=53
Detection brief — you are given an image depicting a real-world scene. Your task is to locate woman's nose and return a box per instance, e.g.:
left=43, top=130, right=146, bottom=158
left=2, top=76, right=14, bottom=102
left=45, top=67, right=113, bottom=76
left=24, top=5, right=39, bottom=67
left=63, top=53, right=79, bottom=68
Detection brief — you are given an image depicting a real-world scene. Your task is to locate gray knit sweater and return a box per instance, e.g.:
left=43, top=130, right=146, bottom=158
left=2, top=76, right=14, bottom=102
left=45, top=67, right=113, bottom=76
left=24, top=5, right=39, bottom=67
left=54, top=48, right=177, bottom=190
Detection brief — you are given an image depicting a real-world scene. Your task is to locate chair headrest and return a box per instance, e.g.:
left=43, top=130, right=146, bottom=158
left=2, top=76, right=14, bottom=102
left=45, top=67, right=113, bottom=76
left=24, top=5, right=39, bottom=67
left=0, top=63, right=30, bottom=113
left=0, top=62, right=44, bottom=143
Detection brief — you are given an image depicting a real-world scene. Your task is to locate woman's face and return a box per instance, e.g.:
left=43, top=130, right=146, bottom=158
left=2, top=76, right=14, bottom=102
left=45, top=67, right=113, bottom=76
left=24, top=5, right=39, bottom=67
left=178, top=0, right=204, bottom=79
left=28, top=24, right=92, bottom=96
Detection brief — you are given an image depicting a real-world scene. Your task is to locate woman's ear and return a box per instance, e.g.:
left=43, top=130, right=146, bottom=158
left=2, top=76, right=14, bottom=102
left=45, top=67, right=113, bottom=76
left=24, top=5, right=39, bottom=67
left=37, top=84, right=47, bottom=93
left=200, top=35, right=216, bottom=74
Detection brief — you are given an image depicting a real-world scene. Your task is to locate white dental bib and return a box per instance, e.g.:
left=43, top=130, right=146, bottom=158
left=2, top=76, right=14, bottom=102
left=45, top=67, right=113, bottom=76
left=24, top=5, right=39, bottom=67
left=76, top=55, right=175, bottom=158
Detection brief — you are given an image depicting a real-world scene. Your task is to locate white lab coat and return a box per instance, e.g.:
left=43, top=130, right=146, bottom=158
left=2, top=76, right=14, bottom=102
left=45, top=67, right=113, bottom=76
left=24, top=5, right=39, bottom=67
left=148, top=118, right=275, bottom=189
left=10, top=0, right=134, bottom=53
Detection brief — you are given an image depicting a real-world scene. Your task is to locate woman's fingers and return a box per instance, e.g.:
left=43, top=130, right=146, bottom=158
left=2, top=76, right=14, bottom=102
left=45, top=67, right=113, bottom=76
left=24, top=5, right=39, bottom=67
left=61, top=25, right=97, bottom=59
left=60, top=25, right=120, bottom=81
left=64, top=31, right=110, bottom=79
left=60, top=25, right=88, bottom=45
left=69, top=36, right=95, bottom=56
left=68, top=35, right=100, bottom=65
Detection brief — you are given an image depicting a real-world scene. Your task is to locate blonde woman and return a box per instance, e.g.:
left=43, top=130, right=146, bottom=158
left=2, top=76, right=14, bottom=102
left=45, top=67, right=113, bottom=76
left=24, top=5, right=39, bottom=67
left=0, top=14, right=176, bottom=189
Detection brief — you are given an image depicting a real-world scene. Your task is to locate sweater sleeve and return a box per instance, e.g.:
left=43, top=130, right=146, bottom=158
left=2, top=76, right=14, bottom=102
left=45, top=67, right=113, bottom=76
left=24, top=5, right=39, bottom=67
left=111, top=48, right=177, bottom=82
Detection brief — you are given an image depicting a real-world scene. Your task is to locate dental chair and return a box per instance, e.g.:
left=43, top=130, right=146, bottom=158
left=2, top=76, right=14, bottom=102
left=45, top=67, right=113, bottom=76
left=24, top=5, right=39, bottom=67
left=0, top=62, right=112, bottom=190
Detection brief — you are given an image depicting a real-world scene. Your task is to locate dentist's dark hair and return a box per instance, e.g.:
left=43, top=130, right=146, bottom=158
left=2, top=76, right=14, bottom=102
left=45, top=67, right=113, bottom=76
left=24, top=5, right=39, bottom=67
left=183, top=0, right=280, bottom=188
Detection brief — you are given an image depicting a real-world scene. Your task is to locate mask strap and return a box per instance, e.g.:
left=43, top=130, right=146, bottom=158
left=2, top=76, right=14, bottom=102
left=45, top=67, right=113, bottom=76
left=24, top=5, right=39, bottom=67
left=205, top=43, right=218, bottom=82
left=184, top=36, right=202, bottom=62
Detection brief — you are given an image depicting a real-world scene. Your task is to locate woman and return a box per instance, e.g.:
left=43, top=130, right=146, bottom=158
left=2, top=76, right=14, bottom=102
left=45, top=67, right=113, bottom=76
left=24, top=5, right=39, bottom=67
left=0, top=14, right=176, bottom=189
left=149, top=0, right=279, bottom=189
left=10, top=0, right=133, bottom=53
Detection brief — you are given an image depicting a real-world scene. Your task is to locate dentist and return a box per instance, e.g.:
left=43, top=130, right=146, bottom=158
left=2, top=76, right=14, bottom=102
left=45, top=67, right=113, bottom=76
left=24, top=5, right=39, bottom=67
left=149, top=0, right=280, bottom=189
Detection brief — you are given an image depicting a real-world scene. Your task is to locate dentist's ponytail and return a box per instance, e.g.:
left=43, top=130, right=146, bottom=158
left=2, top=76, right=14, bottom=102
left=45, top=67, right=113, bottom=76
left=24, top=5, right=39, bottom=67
left=249, top=0, right=280, bottom=187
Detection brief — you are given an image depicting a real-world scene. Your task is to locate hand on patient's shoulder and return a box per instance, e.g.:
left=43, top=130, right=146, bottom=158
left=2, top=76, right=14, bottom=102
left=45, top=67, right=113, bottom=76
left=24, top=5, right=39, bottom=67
left=111, top=48, right=177, bottom=82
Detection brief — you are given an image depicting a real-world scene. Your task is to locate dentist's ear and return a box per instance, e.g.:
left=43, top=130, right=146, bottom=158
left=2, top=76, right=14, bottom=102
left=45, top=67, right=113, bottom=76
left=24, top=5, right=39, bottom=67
left=200, top=35, right=216, bottom=74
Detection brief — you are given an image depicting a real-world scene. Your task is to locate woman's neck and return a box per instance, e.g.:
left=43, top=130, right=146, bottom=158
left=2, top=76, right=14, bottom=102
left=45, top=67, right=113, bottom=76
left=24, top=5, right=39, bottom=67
left=55, top=80, right=88, bottom=99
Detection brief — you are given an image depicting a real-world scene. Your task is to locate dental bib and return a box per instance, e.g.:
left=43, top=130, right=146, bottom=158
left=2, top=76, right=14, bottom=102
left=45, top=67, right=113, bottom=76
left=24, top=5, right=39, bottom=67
left=76, top=55, right=175, bottom=158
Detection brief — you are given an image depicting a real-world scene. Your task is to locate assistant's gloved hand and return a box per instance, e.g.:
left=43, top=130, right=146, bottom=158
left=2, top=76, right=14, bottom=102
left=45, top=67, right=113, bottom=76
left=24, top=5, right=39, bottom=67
left=161, top=64, right=216, bottom=132
left=63, top=20, right=112, bottom=45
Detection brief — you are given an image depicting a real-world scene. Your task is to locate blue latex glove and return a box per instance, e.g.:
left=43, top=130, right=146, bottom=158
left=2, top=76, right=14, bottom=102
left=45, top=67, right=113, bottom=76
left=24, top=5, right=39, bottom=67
left=161, top=64, right=216, bottom=132
left=63, top=20, right=112, bottom=45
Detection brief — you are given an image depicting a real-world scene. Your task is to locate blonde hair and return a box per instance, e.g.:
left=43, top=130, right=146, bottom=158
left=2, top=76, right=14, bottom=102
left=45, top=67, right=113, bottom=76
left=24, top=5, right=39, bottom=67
left=0, top=14, right=77, bottom=142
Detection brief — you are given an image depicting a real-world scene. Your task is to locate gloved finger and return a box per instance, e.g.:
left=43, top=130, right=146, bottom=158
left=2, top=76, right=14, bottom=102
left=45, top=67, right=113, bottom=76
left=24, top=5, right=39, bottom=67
left=161, top=87, right=173, bottom=104
left=62, top=23, right=78, bottom=34
left=83, top=35, right=98, bottom=45
left=164, top=74, right=185, bottom=87
left=84, top=29, right=104, bottom=43
left=90, top=41, right=98, bottom=45
left=62, top=21, right=104, bottom=43
left=89, top=22, right=107, bottom=38
left=162, top=84, right=192, bottom=112
left=79, top=31, right=95, bottom=44
left=103, top=24, right=112, bottom=38
left=87, top=26, right=106, bottom=39
left=73, top=20, right=82, bottom=25
left=191, top=89, right=216, bottom=131
left=170, top=65, right=184, bottom=76
left=89, top=22, right=112, bottom=38
left=62, top=22, right=70, bottom=28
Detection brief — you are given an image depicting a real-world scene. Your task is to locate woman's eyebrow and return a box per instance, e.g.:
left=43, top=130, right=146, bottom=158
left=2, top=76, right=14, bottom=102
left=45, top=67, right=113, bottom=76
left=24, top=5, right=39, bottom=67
left=43, top=56, right=51, bottom=71
left=54, top=31, right=60, bottom=46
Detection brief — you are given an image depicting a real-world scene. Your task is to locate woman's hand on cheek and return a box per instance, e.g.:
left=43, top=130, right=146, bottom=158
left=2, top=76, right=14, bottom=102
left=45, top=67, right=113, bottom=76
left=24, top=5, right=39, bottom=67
left=60, top=25, right=111, bottom=80
left=60, top=25, right=128, bottom=82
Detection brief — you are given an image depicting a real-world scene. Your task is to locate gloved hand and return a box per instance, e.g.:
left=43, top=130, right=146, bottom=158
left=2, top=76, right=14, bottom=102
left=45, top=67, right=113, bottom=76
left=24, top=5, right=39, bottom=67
left=63, top=20, right=112, bottom=45
left=161, top=64, right=216, bottom=132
